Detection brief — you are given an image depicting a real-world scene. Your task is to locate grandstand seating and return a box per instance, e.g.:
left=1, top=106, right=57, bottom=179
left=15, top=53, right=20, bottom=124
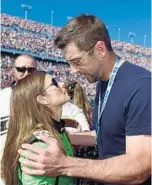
left=1, top=13, right=151, bottom=103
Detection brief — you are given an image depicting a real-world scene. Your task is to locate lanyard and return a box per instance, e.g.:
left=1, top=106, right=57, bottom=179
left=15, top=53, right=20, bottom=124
left=96, top=56, right=125, bottom=140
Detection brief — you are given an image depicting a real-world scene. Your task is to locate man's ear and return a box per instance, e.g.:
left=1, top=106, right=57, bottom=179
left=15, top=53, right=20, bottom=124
left=37, top=95, right=48, bottom=105
left=95, top=41, right=106, bottom=58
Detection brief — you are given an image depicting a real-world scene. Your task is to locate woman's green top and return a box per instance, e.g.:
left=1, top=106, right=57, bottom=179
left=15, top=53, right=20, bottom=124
left=18, top=122, right=76, bottom=185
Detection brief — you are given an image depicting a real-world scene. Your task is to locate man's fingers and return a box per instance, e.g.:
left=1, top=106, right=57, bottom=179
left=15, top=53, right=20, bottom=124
left=21, top=166, right=59, bottom=177
left=19, top=158, right=45, bottom=170
left=18, top=148, right=48, bottom=164
left=21, top=166, right=45, bottom=175
left=19, top=136, right=59, bottom=155
left=19, top=143, right=46, bottom=155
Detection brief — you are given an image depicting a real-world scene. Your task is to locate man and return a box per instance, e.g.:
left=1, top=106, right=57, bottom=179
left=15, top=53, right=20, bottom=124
left=18, top=14, right=151, bottom=185
left=0, top=54, right=37, bottom=185
left=0, top=54, right=37, bottom=129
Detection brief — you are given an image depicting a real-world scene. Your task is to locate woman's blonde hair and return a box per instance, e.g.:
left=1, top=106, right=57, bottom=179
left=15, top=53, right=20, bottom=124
left=2, top=71, right=65, bottom=185
left=73, top=82, right=92, bottom=126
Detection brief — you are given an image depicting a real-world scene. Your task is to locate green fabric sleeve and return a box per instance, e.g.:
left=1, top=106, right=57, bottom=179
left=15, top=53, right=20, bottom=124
left=19, top=141, right=57, bottom=185
left=18, top=133, right=76, bottom=185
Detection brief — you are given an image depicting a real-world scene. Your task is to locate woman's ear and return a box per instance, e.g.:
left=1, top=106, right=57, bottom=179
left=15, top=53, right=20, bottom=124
left=37, top=95, right=48, bottom=105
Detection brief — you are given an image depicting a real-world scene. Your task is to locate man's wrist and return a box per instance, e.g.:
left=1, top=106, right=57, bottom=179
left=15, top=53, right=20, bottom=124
left=60, top=156, right=73, bottom=176
left=60, top=156, right=90, bottom=178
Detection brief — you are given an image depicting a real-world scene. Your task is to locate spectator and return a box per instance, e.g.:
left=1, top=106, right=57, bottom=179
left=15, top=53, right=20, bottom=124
left=62, top=81, right=90, bottom=133
left=0, top=54, right=37, bottom=185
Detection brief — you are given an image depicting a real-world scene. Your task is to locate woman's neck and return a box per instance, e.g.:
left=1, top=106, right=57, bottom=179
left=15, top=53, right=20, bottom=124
left=52, top=107, right=62, bottom=122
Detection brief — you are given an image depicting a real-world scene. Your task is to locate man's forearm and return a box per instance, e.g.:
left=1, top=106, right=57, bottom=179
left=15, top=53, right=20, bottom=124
left=62, top=154, right=149, bottom=184
left=68, top=130, right=96, bottom=146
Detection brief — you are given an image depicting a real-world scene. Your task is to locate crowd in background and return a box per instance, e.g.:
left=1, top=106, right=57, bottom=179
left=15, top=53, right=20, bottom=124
left=1, top=13, right=61, bottom=36
left=1, top=53, right=96, bottom=104
left=1, top=13, right=151, bottom=103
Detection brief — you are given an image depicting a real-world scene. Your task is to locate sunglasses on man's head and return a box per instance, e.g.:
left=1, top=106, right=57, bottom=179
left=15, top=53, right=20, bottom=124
left=15, top=67, right=36, bottom=73
left=42, top=78, right=59, bottom=94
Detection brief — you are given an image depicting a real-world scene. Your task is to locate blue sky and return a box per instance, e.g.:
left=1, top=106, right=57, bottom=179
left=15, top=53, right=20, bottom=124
left=1, top=0, right=151, bottom=47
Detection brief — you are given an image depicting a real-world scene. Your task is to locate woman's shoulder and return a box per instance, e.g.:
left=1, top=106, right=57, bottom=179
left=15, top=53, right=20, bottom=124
left=19, top=130, right=50, bottom=164
left=27, top=129, right=52, bottom=146
left=33, top=129, right=52, bottom=139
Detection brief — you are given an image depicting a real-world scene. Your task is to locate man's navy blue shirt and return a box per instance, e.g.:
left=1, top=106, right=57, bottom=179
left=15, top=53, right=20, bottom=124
left=93, top=61, right=151, bottom=184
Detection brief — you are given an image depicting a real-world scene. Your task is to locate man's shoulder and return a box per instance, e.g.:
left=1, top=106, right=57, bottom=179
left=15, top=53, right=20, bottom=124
left=0, top=87, right=12, bottom=118
left=0, top=87, right=12, bottom=97
left=117, top=62, right=151, bottom=88
left=0, top=87, right=12, bottom=92
left=122, top=61, right=151, bottom=77
left=0, top=87, right=12, bottom=104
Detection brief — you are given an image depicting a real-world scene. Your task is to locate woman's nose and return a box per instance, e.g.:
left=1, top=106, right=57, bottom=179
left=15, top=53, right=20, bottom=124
left=59, top=82, right=68, bottom=94
left=58, top=82, right=65, bottom=88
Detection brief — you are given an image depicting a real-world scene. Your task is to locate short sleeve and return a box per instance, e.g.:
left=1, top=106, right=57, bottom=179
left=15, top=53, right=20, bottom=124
left=125, top=78, right=151, bottom=135
left=74, top=111, right=90, bottom=132
left=62, top=102, right=82, bottom=118
left=19, top=141, right=57, bottom=185
left=62, top=102, right=90, bottom=132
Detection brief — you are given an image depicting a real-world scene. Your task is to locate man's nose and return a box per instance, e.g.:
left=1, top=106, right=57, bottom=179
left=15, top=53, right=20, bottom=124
left=70, top=65, right=79, bottom=74
left=24, top=70, right=29, bottom=77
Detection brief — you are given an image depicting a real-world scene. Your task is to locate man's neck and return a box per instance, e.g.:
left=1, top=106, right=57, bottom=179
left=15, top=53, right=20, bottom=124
left=101, top=53, right=117, bottom=81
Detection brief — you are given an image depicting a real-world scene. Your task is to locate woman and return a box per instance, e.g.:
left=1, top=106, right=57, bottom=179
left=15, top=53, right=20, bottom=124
left=65, top=81, right=97, bottom=154
left=62, top=82, right=92, bottom=132
left=72, top=82, right=92, bottom=127
left=1, top=71, right=76, bottom=185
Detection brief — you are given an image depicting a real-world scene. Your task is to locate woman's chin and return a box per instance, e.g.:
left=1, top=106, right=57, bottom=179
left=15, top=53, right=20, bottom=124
left=64, top=94, right=71, bottom=103
left=67, top=95, right=71, bottom=102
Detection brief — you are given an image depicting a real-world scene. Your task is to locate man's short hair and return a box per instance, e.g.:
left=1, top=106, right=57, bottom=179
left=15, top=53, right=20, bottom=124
left=55, top=14, right=113, bottom=52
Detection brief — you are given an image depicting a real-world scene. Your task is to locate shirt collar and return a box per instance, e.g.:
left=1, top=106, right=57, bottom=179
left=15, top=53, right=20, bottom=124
left=52, top=119, right=65, bottom=133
